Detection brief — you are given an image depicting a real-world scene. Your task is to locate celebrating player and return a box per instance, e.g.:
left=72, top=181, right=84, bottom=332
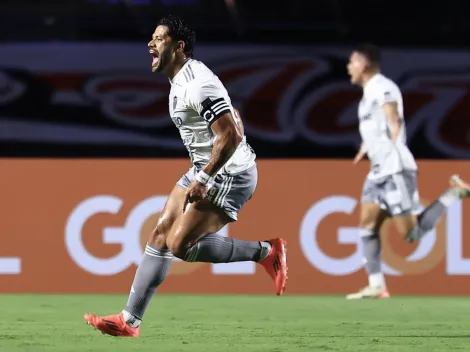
left=346, top=44, right=470, bottom=299
left=84, top=15, right=288, bottom=336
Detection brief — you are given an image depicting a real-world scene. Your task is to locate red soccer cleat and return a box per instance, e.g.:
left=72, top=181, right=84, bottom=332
left=84, top=312, right=140, bottom=337
left=259, top=238, right=288, bottom=296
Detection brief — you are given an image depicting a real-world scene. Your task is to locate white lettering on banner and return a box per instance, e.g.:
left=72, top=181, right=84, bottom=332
left=446, top=199, right=470, bottom=274
left=300, top=195, right=466, bottom=276
left=65, top=195, right=254, bottom=276
left=299, top=196, right=363, bottom=276
left=0, top=258, right=21, bottom=275
left=65, top=195, right=141, bottom=276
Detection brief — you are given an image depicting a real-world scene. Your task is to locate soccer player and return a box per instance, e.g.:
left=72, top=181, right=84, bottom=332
left=84, top=15, right=288, bottom=336
left=345, top=44, right=470, bottom=299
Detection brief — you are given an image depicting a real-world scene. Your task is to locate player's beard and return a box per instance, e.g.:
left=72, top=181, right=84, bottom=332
left=152, top=49, right=172, bottom=73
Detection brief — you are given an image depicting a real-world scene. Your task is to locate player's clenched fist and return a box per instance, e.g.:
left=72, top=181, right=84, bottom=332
left=183, top=181, right=208, bottom=212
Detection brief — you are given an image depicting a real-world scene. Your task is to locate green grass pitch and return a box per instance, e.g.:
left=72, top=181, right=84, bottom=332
left=1, top=295, right=469, bottom=351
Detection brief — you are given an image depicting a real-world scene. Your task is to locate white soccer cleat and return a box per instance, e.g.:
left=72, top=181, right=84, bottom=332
left=346, top=285, right=390, bottom=300
left=449, top=175, right=470, bottom=198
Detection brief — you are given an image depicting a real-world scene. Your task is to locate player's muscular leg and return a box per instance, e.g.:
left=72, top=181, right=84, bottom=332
left=403, top=175, right=470, bottom=243
left=166, top=165, right=286, bottom=294
left=391, top=214, right=417, bottom=239
left=166, top=199, right=271, bottom=265
left=147, top=214, right=166, bottom=248
left=166, top=199, right=231, bottom=259
left=356, top=202, right=389, bottom=292
left=359, top=202, right=388, bottom=231
left=147, top=185, right=187, bottom=249
left=84, top=184, right=188, bottom=333
left=118, top=184, right=187, bottom=324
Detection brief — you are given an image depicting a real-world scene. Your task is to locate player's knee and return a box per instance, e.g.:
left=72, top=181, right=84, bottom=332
left=359, top=217, right=378, bottom=231
left=166, top=232, right=192, bottom=260
left=359, top=212, right=376, bottom=229
left=359, top=208, right=386, bottom=231
left=393, top=214, right=417, bottom=238
left=148, top=216, right=172, bottom=249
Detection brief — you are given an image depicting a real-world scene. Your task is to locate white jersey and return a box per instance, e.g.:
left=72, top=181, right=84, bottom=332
left=169, top=59, right=256, bottom=175
left=358, top=73, right=417, bottom=180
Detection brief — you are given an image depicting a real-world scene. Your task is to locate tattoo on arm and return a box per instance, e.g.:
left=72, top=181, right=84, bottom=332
left=202, top=112, right=242, bottom=176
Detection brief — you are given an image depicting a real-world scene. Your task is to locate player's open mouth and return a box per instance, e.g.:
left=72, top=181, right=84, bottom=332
left=149, top=49, right=159, bottom=66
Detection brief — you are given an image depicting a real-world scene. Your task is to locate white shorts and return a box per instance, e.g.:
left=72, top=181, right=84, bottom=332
left=361, top=171, right=423, bottom=216
left=177, top=165, right=258, bottom=221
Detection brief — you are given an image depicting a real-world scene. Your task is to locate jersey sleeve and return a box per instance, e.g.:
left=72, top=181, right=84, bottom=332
left=377, top=83, right=399, bottom=106
left=186, top=82, right=232, bottom=126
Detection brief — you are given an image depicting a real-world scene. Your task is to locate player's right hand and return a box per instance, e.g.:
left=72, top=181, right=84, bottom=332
left=183, top=181, right=208, bottom=213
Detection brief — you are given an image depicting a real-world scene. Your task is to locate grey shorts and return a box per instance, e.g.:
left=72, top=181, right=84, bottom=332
left=361, top=171, right=423, bottom=216
left=177, top=165, right=258, bottom=221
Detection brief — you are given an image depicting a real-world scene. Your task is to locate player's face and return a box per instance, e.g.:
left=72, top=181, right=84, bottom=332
left=148, top=25, right=175, bottom=73
left=347, top=52, right=367, bottom=85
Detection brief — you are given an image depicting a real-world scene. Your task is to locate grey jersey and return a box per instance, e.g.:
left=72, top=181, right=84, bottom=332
left=169, top=59, right=256, bottom=175
left=358, top=74, right=417, bottom=180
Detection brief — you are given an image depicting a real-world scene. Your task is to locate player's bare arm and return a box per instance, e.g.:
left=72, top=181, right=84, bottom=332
left=233, top=108, right=244, bottom=136
left=353, top=143, right=367, bottom=164
left=183, top=112, right=243, bottom=210
left=204, top=112, right=242, bottom=176
left=383, top=101, right=401, bottom=142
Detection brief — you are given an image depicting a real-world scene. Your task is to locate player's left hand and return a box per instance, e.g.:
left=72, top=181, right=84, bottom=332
left=183, top=181, right=208, bottom=212
left=353, top=153, right=363, bottom=165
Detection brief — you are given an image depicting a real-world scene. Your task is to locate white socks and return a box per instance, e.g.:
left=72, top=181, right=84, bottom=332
left=122, top=310, right=141, bottom=328
left=439, top=189, right=460, bottom=207
left=368, top=272, right=386, bottom=289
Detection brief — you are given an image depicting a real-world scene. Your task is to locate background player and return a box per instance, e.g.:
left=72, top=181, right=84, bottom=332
left=346, top=44, right=470, bottom=299
left=84, top=15, right=288, bottom=336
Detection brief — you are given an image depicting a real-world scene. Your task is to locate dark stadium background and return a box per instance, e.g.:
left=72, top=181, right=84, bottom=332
left=2, top=3, right=470, bottom=351
left=1, top=0, right=469, bottom=159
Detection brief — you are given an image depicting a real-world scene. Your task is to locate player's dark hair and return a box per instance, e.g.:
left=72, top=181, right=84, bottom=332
left=158, top=15, right=196, bottom=58
left=354, top=43, right=381, bottom=66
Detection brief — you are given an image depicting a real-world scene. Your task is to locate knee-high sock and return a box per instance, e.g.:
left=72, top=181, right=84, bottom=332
left=184, top=234, right=271, bottom=263
left=361, top=229, right=385, bottom=288
left=406, top=188, right=460, bottom=242
left=122, top=244, right=173, bottom=327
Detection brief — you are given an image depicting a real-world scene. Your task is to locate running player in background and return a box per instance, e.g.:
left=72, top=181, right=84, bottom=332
left=84, top=15, right=288, bottom=336
left=346, top=44, right=470, bottom=299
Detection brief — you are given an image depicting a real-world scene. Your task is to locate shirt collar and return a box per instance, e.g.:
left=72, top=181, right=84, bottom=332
left=169, top=59, right=193, bottom=85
